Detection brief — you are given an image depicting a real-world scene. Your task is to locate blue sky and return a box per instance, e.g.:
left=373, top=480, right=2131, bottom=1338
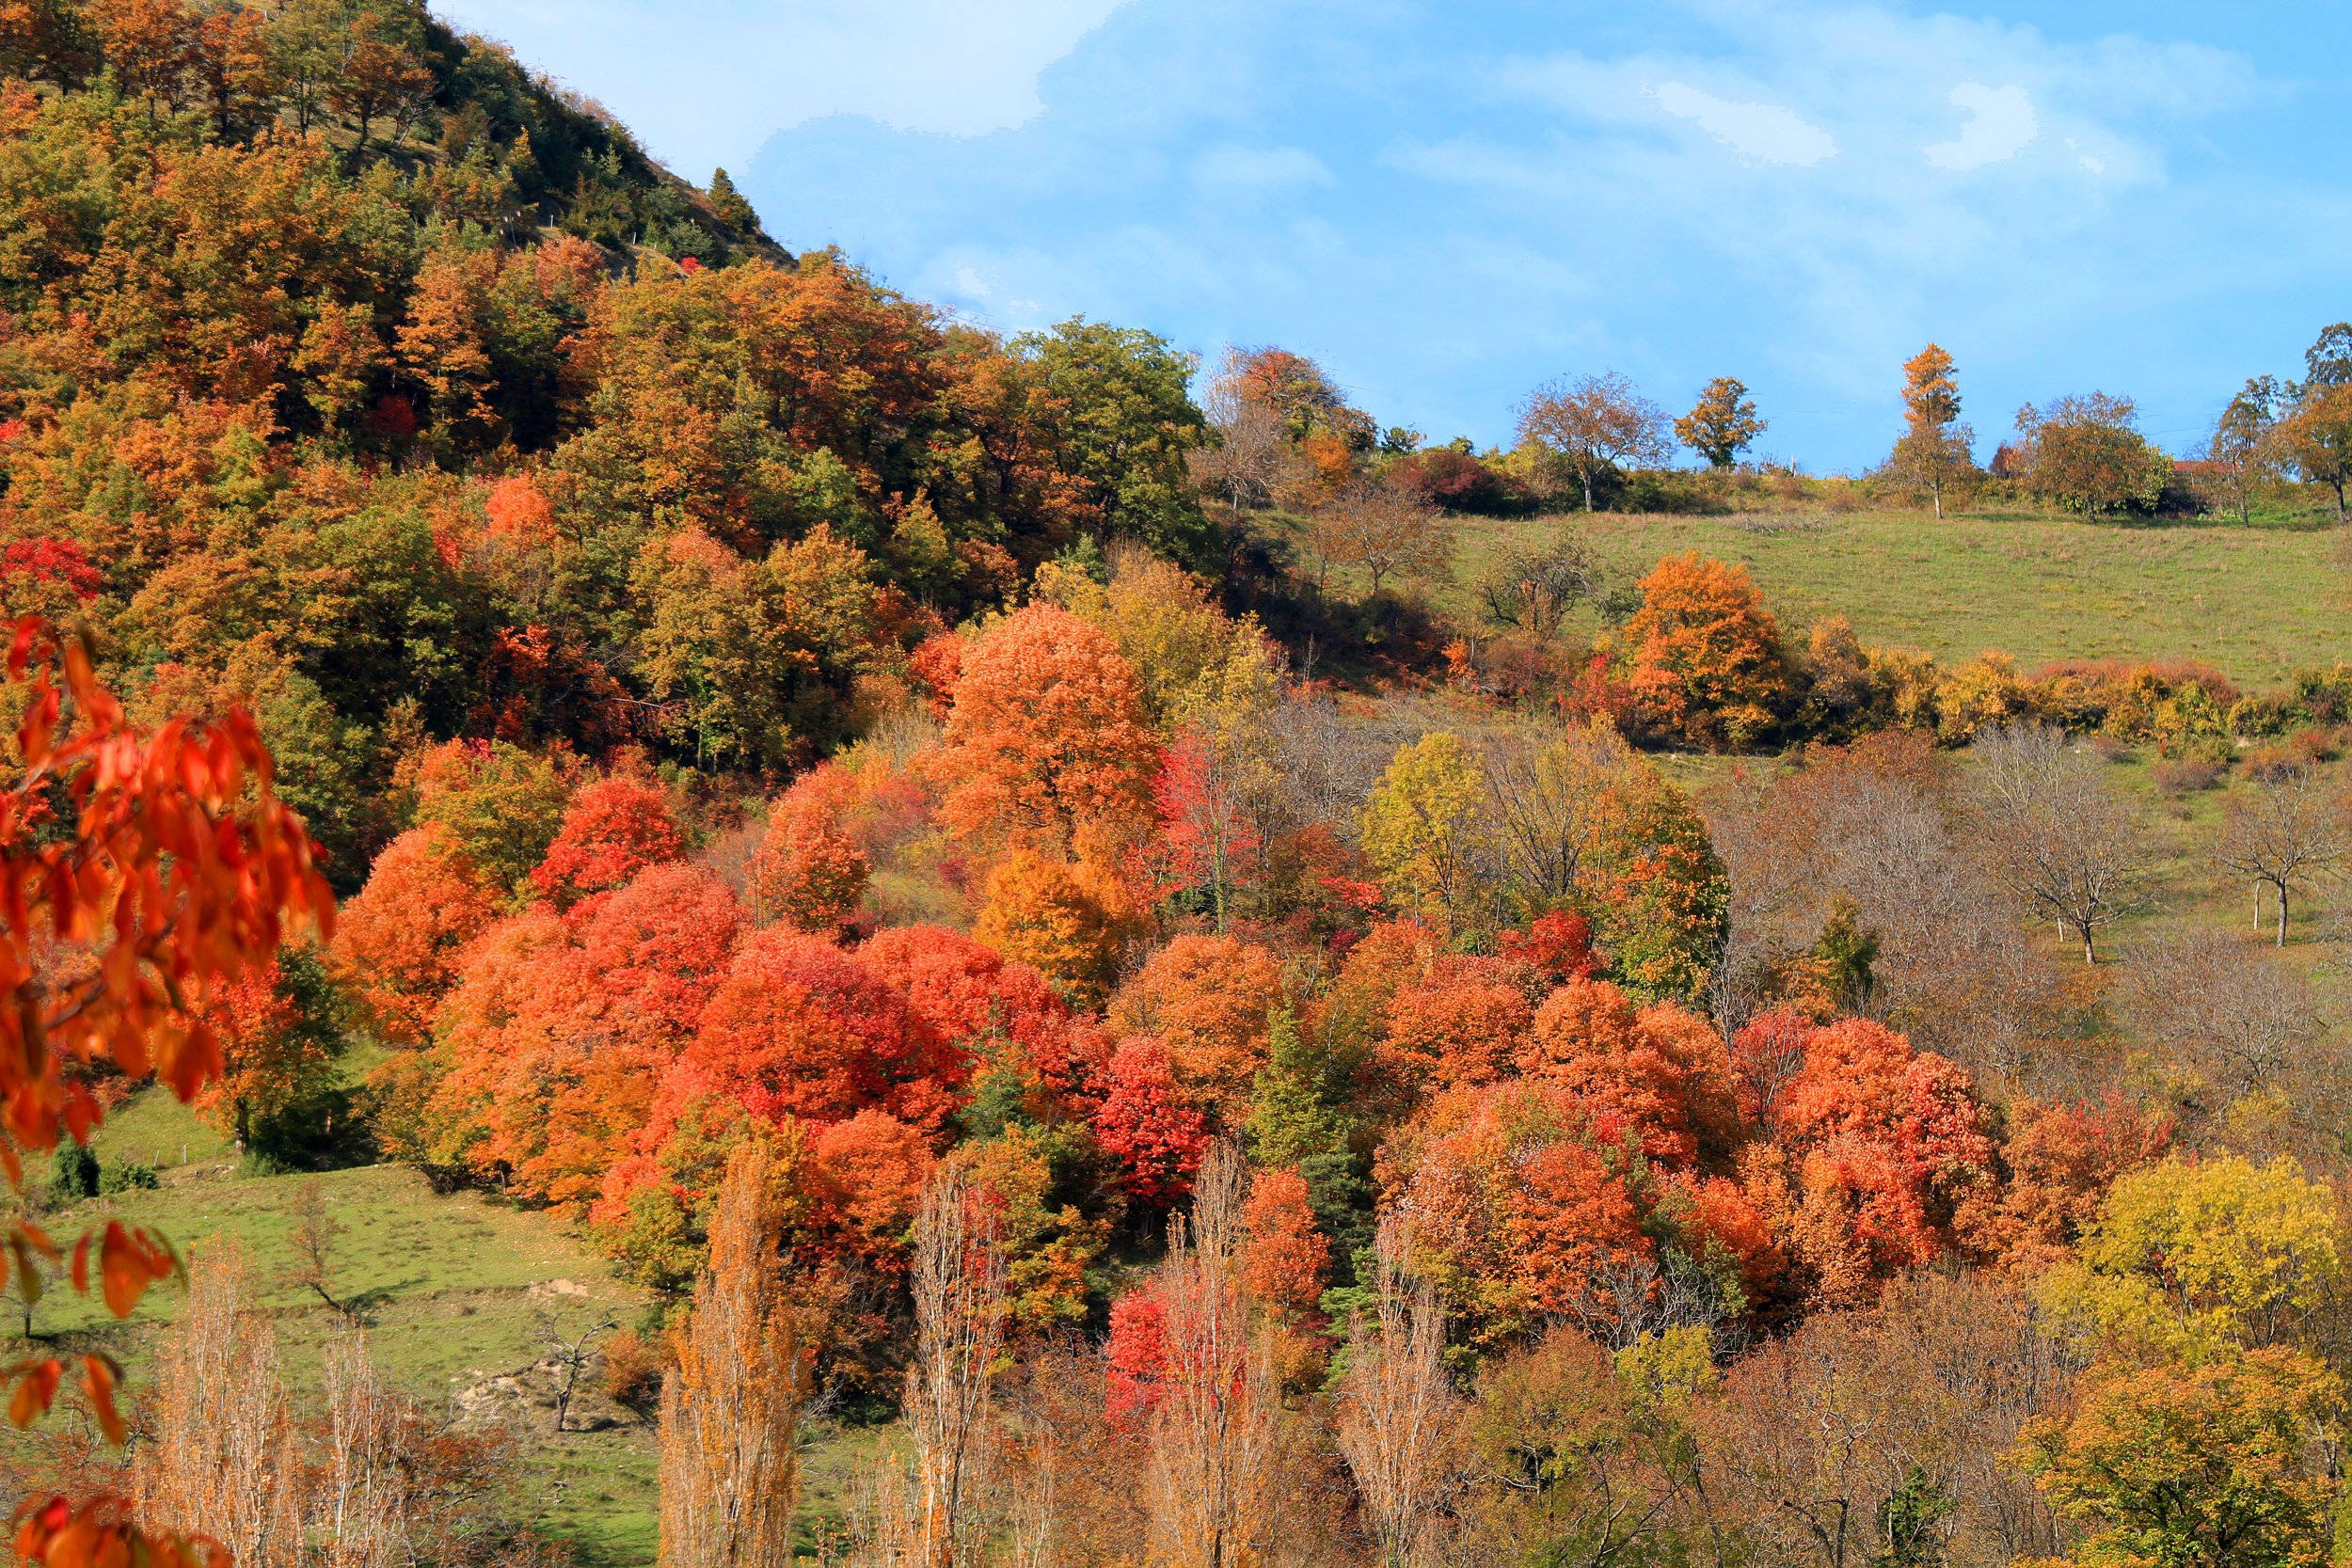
left=437, top=0, right=2352, bottom=471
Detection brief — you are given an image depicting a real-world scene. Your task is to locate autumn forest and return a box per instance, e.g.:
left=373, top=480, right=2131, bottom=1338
left=3, top=3, right=2352, bottom=1566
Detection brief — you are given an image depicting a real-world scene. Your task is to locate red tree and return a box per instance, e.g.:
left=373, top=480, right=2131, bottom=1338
left=530, top=773, right=687, bottom=913
left=1089, top=1037, right=1210, bottom=1206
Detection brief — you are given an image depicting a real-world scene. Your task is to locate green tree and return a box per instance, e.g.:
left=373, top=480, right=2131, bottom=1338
left=2202, top=376, right=2283, bottom=525
left=1012, top=318, right=1217, bottom=570
left=2275, top=327, right=2352, bottom=524
left=2012, top=394, right=2172, bottom=520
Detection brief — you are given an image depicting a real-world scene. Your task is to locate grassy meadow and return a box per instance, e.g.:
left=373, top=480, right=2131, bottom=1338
left=1442, top=505, right=2349, bottom=689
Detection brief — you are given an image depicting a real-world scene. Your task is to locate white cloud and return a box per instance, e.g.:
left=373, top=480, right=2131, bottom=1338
left=1924, top=82, right=2038, bottom=170
left=1652, top=81, right=1836, bottom=166
left=433, top=0, right=1126, bottom=175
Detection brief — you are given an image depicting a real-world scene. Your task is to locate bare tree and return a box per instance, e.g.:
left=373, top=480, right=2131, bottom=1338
left=2214, top=765, right=2349, bottom=945
left=285, top=1177, right=343, bottom=1313
left=1696, top=1274, right=2072, bottom=1568
left=1475, top=719, right=1634, bottom=917
left=1192, top=354, right=1298, bottom=512
left=2127, top=931, right=2331, bottom=1134
left=136, top=1243, right=305, bottom=1568
left=660, top=1139, right=808, bottom=1568
left=1146, top=1144, right=1280, bottom=1568
left=318, top=1328, right=412, bottom=1568
left=1515, top=372, right=1673, bottom=512
left=1317, top=478, right=1449, bottom=595
left=1479, top=532, right=1597, bottom=639
left=1970, top=724, right=2154, bottom=964
left=1334, top=1217, right=1463, bottom=1568
left=908, top=1167, right=1009, bottom=1568
left=542, top=1309, right=621, bottom=1434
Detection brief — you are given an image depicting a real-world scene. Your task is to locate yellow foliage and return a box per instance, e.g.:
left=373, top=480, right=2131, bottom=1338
left=2038, top=1154, right=2344, bottom=1359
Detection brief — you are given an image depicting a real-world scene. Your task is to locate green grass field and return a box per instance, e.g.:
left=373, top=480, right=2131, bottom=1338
left=1439, top=507, right=2349, bottom=689
left=5, top=1088, right=661, bottom=1566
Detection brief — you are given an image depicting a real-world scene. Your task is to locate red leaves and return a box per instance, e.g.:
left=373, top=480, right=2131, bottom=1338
left=1, top=617, right=332, bottom=1148
left=529, top=774, right=687, bottom=911
left=13, top=1494, right=228, bottom=1568
left=73, top=1223, right=179, bottom=1320
left=6, top=1359, right=60, bottom=1429
left=1089, top=1037, right=1209, bottom=1207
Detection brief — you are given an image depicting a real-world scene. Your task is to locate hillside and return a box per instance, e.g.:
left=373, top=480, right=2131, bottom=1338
left=1451, top=506, right=2346, bottom=688
left=8, top=4, right=2352, bottom=1568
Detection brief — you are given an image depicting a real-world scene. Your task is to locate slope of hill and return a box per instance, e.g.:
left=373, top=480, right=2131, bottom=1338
left=1442, top=507, right=2347, bottom=689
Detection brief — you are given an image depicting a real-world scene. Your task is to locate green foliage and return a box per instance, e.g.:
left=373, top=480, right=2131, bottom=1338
left=1012, top=319, right=1216, bottom=571
left=99, top=1162, right=162, bottom=1195
left=1872, top=1465, right=1953, bottom=1568
left=50, top=1139, right=98, bottom=1201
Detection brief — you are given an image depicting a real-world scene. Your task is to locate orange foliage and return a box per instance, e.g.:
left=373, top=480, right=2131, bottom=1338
left=749, top=765, right=870, bottom=933
left=0, top=618, right=328, bottom=1497
left=329, top=824, right=502, bottom=1045
left=1107, top=935, right=1284, bottom=1122
left=1380, top=1079, right=1652, bottom=1346
left=483, top=474, right=559, bottom=546
left=1959, top=1097, right=2171, bottom=1269
left=529, top=773, right=687, bottom=913
left=972, top=849, right=1137, bottom=1007
left=1517, top=978, right=1739, bottom=1169
left=1382, top=958, right=1537, bottom=1093
left=934, top=604, right=1156, bottom=848
left=1763, top=1016, right=1998, bottom=1291
left=576, top=863, right=745, bottom=1045
left=1241, top=1166, right=1329, bottom=1319
left=1623, top=552, right=1790, bottom=750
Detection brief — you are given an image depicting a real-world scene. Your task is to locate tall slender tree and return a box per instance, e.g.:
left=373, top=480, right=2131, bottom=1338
left=659, top=1139, right=808, bottom=1568
left=909, top=1167, right=1010, bottom=1568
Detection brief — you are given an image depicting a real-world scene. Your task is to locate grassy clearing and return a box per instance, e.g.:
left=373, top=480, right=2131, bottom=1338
left=1432, top=507, right=2349, bottom=689
left=7, top=1086, right=662, bottom=1565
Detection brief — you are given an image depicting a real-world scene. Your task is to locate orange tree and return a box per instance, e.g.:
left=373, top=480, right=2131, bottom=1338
left=0, top=617, right=332, bottom=1564
left=1621, top=552, right=1791, bottom=751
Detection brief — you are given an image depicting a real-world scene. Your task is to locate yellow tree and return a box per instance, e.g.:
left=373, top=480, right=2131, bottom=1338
left=659, top=1138, right=808, bottom=1568
left=1675, top=376, right=1766, bottom=468
left=2021, top=1348, right=2341, bottom=1568
left=1360, top=732, right=1497, bottom=937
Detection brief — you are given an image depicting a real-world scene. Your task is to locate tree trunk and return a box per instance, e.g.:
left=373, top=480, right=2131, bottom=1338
left=2078, top=925, right=2097, bottom=965
left=1931, top=479, right=1943, bottom=521
left=1581, top=468, right=1596, bottom=512
left=2276, top=879, right=2289, bottom=947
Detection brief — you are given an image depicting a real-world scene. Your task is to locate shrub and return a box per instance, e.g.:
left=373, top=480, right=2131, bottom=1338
left=50, top=1142, right=97, bottom=1201
left=99, top=1162, right=162, bottom=1195
left=2149, top=757, right=2224, bottom=795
